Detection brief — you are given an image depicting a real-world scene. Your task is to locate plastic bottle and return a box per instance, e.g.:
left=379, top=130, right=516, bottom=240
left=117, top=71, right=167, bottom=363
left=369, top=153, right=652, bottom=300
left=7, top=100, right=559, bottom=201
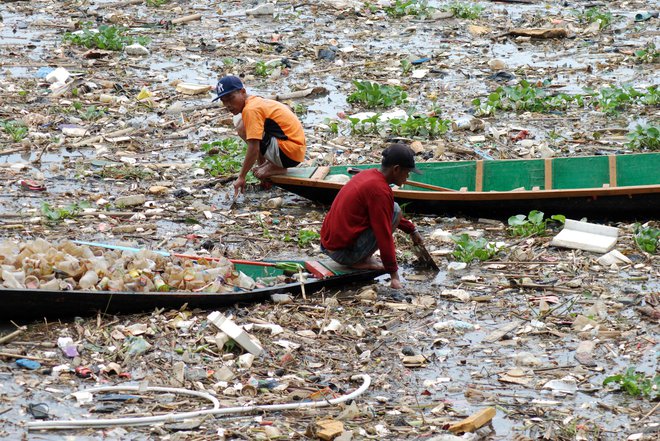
left=78, top=270, right=99, bottom=290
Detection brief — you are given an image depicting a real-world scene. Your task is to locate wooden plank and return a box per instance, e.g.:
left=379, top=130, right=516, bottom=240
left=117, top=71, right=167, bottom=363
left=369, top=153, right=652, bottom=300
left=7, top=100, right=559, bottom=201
left=475, top=160, right=484, bottom=192
left=305, top=261, right=335, bottom=279
left=310, top=166, right=330, bottom=181
left=544, top=158, right=552, bottom=190
left=608, top=155, right=617, bottom=187
left=405, top=180, right=455, bottom=192
left=449, top=407, right=497, bottom=433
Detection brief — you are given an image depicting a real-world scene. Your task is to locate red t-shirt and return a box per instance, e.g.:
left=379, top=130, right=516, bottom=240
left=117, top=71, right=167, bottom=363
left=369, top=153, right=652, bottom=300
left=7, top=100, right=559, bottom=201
left=320, top=168, right=415, bottom=273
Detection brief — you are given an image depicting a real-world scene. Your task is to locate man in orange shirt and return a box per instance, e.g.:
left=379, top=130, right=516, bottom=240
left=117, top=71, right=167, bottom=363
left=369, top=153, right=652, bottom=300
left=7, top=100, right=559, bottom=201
left=213, top=75, right=306, bottom=197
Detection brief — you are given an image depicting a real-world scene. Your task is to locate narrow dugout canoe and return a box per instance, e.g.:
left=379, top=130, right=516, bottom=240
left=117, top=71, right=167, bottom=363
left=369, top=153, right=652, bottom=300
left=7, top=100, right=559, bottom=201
left=270, top=153, right=660, bottom=219
left=0, top=260, right=383, bottom=320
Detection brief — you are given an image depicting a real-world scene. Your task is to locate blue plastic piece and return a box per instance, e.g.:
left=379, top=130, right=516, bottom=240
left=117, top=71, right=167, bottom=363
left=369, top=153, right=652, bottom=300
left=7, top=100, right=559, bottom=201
left=411, top=57, right=431, bottom=65
left=35, top=67, right=55, bottom=78
left=16, top=359, right=41, bottom=370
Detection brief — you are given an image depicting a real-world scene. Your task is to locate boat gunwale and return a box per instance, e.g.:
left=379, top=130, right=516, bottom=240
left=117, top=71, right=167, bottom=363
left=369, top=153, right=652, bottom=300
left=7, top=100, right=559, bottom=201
left=270, top=175, right=660, bottom=201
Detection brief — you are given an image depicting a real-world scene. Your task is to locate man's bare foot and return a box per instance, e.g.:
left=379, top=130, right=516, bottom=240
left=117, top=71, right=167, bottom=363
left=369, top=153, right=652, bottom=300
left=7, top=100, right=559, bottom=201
left=350, top=256, right=384, bottom=271
left=253, top=162, right=287, bottom=179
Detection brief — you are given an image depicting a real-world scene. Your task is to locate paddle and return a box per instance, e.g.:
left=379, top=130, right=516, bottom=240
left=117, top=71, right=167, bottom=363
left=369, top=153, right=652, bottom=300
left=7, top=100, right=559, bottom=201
left=412, top=242, right=440, bottom=271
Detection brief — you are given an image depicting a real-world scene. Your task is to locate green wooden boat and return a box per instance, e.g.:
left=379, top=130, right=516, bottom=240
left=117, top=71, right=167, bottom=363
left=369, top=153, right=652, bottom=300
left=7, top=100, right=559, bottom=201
left=270, top=153, right=660, bottom=219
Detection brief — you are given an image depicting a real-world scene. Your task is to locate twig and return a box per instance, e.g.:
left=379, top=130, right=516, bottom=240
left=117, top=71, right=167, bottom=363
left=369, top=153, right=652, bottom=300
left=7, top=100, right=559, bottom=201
left=0, top=326, right=27, bottom=345
left=638, top=401, right=660, bottom=423
left=0, top=351, right=51, bottom=362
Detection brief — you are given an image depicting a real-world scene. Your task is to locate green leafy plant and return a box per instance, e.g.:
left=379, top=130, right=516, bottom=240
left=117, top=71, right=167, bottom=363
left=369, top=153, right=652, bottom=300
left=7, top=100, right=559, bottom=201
left=576, top=7, right=613, bottom=30
left=41, top=201, right=90, bottom=222
left=384, top=0, right=435, bottom=18
left=0, top=120, right=28, bottom=142
left=324, top=118, right=339, bottom=135
left=591, top=86, right=642, bottom=114
left=198, top=138, right=247, bottom=177
left=146, top=0, right=170, bottom=6
left=472, top=80, right=582, bottom=116
left=254, top=60, right=280, bottom=77
left=78, top=105, right=106, bottom=121
left=451, top=233, right=503, bottom=263
left=633, top=224, right=660, bottom=253
left=400, top=59, right=413, bottom=75
left=347, top=80, right=408, bottom=109
left=633, top=42, right=659, bottom=64
left=445, top=2, right=484, bottom=19
left=297, top=229, right=320, bottom=247
left=387, top=115, right=451, bottom=138
left=508, top=210, right=565, bottom=237
left=627, top=123, right=659, bottom=151
left=293, top=103, right=308, bottom=116
left=63, top=24, right=150, bottom=51
left=603, top=366, right=659, bottom=399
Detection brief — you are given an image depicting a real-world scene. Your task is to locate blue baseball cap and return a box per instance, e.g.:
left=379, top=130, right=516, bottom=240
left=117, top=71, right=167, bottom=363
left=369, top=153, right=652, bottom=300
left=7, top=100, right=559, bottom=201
left=212, top=75, right=244, bottom=102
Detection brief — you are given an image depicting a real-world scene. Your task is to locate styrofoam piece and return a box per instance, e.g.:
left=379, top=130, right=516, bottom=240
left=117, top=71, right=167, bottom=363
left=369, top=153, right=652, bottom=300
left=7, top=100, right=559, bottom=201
left=45, top=67, right=70, bottom=84
left=550, top=219, right=618, bottom=253
left=596, top=249, right=632, bottom=266
left=207, top=311, right=263, bottom=356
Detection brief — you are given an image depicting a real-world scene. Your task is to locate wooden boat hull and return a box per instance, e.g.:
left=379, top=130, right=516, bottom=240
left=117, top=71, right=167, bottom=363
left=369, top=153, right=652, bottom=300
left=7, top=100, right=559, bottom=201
left=271, top=153, right=660, bottom=219
left=0, top=262, right=383, bottom=320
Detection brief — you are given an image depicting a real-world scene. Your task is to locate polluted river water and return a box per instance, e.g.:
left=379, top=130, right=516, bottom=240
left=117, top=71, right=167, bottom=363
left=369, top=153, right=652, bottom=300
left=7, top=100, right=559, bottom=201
left=1, top=0, right=659, bottom=440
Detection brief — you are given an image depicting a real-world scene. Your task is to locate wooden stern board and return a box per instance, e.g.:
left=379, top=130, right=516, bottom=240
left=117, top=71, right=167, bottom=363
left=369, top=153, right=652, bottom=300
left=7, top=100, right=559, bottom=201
left=544, top=158, right=552, bottom=190
left=310, top=166, right=331, bottom=181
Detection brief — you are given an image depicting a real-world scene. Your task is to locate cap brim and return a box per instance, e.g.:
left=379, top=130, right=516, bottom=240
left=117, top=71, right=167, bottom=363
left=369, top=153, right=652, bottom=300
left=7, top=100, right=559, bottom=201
left=411, top=167, right=422, bottom=175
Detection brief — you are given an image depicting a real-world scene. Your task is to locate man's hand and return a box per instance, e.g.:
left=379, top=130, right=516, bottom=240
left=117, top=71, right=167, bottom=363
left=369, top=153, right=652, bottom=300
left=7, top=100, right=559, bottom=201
left=233, top=176, right=246, bottom=198
left=390, top=272, right=402, bottom=289
left=411, top=230, right=423, bottom=246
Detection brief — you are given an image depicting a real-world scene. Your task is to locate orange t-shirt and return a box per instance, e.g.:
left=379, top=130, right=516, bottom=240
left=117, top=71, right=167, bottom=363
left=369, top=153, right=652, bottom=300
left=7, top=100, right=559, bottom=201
left=242, top=96, right=306, bottom=162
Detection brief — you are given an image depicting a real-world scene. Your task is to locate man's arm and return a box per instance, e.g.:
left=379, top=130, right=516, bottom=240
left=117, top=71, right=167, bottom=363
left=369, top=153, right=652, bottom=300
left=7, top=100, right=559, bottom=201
left=233, top=139, right=260, bottom=197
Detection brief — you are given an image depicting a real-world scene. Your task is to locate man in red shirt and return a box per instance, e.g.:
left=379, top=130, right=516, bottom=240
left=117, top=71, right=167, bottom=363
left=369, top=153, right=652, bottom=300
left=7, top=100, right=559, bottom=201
left=320, top=143, right=425, bottom=289
left=213, top=75, right=306, bottom=197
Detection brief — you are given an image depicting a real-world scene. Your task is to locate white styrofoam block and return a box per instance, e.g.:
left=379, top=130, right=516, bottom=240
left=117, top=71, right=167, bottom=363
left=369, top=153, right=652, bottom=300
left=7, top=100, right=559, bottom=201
left=550, top=219, right=618, bottom=253
left=207, top=311, right=263, bottom=356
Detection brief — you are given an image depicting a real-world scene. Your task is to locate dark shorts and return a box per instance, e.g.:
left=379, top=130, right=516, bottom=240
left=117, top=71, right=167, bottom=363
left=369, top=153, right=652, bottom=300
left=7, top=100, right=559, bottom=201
left=259, top=137, right=300, bottom=168
left=322, top=203, right=401, bottom=266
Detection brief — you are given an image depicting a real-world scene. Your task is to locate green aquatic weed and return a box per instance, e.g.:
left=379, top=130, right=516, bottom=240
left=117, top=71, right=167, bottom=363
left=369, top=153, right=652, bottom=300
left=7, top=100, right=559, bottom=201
left=576, top=7, right=613, bottom=30
left=41, top=201, right=90, bottom=222
left=198, top=138, right=246, bottom=177
left=603, top=366, right=659, bottom=399
left=63, top=24, right=150, bottom=51
left=297, top=229, right=320, bottom=247
left=633, top=43, right=659, bottom=64
left=445, top=2, right=484, bottom=19
left=508, top=210, right=565, bottom=237
left=472, top=80, right=581, bottom=115
left=451, top=234, right=503, bottom=263
left=627, top=123, right=659, bottom=151
left=347, top=80, right=408, bottom=109
left=387, top=115, right=451, bottom=139
left=384, top=0, right=435, bottom=18
left=0, top=120, right=28, bottom=142
left=633, top=224, right=660, bottom=253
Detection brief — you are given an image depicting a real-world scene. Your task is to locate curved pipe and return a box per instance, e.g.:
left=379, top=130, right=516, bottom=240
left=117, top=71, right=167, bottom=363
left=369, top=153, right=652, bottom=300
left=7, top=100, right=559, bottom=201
left=28, top=374, right=371, bottom=431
